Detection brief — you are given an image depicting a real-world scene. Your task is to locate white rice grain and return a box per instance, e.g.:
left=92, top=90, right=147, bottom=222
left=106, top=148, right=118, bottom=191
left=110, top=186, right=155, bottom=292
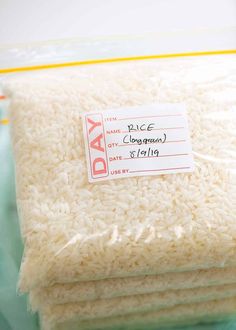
left=30, top=266, right=236, bottom=308
left=41, top=296, right=236, bottom=330
left=39, top=283, right=236, bottom=323
left=5, top=55, right=236, bottom=291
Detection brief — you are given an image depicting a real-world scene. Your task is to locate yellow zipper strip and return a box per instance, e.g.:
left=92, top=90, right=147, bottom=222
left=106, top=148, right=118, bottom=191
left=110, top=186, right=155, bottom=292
left=0, top=49, right=235, bottom=74
left=0, top=118, right=9, bottom=125
left=1, top=49, right=235, bottom=125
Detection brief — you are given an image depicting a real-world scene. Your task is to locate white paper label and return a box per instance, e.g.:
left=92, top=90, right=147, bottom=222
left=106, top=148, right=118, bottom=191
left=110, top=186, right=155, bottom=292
left=82, top=104, right=194, bottom=182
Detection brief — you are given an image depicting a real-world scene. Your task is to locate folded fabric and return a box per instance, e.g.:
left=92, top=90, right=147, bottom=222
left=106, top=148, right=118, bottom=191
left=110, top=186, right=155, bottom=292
left=30, top=266, right=236, bottom=308
left=38, top=283, right=236, bottom=323
left=6, top=55, right=236, bottom=291
left=41, top=296, right=236, bottom=330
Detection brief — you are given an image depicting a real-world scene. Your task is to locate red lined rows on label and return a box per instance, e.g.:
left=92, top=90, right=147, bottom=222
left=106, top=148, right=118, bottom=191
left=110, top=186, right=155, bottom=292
left=116, top=114, right=183, bottom=121
left=82, top=105, right=193, bottom=182
left=122, top=153, right=189, bottom=160
left=118, top=139, right=186, bottom=147
left=129, top=166, right=191, bottom=173
left=121, top=127, right=185, bottom=133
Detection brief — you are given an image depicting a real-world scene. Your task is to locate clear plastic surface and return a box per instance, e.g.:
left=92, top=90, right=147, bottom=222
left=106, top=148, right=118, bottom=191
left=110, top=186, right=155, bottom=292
left=29, top=267, right=236, bottom=308
left=4, top=55, right=236, bottom=291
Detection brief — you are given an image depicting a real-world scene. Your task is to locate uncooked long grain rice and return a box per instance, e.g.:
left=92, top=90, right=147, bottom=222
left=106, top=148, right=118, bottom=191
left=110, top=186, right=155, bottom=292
left=41, top=296, right=236, bottom=330
left=5, top=55, right=236, bottom=291
left=30, top=266, right=236, bottom=308
left=38, top=283, right=236, bottom=323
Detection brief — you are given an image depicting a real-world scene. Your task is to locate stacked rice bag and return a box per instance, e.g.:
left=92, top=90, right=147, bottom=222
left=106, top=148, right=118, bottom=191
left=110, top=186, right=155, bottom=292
left=4, top=54, right=236, bottom=330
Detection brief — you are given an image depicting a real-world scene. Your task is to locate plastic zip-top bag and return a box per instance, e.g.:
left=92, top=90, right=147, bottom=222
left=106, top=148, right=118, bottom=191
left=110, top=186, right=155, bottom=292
left=0, top=27, right=236, bottom=330
left=29, top=267, right=236, bottom=308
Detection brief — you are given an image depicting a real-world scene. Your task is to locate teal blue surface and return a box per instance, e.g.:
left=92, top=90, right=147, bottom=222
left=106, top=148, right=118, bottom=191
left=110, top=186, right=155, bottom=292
left=0, top=105, right=39, bottom=330
left=0, top=107, right=236, bottom=330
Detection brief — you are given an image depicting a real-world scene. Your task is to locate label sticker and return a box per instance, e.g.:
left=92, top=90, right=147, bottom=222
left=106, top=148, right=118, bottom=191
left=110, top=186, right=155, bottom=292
left=82, top=104, right=194, bottom=182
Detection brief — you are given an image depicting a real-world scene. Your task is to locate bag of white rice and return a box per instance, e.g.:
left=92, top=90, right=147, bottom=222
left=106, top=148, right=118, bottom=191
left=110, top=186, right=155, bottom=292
left=41, top=297, right=236, bottom=330
left=37, top=283, right=236, bottom=323
left=3, top=54, right=236, bottom=292
left=30, top=267, right=236, bottom=308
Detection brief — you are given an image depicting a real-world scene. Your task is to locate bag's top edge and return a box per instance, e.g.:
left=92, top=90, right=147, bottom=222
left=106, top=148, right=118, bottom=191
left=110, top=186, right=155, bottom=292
left=0, top=27, right=235, bottom=74
left=0, top=49, right=236, bottom=75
